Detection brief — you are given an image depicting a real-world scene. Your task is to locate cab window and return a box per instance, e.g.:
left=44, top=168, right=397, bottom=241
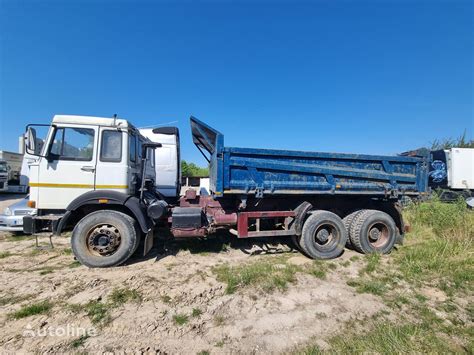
left=129, top=134, right=137, bottom=162
left=137, top=139, right=143, bottom=160
left=100, top=130, right=122, bottom=162
left=50, top=127, right=94, bottom=161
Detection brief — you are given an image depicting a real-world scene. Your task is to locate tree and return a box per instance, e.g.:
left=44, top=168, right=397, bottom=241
left=181, top=160, right=209, bottom=177
left=430, top=130, right=474, bottom=150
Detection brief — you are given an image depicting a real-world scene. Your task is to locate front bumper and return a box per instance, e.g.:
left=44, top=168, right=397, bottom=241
left=0, top=214, right=25, bottom=232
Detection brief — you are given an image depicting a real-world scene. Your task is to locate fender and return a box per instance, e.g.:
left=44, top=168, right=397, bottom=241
left=291, top=201, right=313, bottom=236
left=55, top=190, right=153, bottom=235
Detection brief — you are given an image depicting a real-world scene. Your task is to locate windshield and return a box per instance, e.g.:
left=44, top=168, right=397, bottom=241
left=0, top=163, right=7, bottom=173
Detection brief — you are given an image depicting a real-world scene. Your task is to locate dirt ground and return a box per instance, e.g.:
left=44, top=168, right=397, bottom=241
left=0, top=227, right=389, bottom=354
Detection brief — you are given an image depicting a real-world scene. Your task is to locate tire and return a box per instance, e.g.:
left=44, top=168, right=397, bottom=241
left=299, top=210, right=347, bottom=260
left=71, top=210, right=139, bottom=268
left=132, top=223, right=144, bottom=255
left=350, top=209, right=397, bottom=254
left=342, top=210, right=364, bottom=247
left=291, top=235, right=302, bottom=251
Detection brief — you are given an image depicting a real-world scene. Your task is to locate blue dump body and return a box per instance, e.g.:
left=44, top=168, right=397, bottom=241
left=191, top=117, right=430, bottom=198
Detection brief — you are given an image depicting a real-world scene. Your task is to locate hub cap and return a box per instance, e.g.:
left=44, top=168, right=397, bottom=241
left=367, top=222, right=389, bottom=248
left=313, top=224, right=337, bottom=247
left=316, top=228, right=330, bottom=243
left=86, top=224, right=122, bottom=257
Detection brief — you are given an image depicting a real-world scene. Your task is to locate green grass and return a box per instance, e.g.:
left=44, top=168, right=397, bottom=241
left=4, top=234, right=35, bottom=242
left=398, top=198, right=474, bottom=295
left=212, top=255, right=338, bottom=294
left=173, top=313, right=189, bottom=325
left=215, top=339, right=225, bottom=347
left=192, top=308, right=202, bottom=317
left=307, top=267, right=327, bottom=280
left=361, top=253, right=381, bottom=274
left=67, top=287, right=142, bottom=326
left=407, top=196, right=473, bottom=239
left=347, top=279, right=387, bottom=296
left=38, top=267, right=55, bottom=275
left=328, top=321, right=456, bottom=353
left=108, top=287, right=142, bottom=306
left=0, top=251, right=13, bottom=259
left=297, top=345, right=322, bottom=355
left=28, top=249, right=46, bottom=256
left=298, top=299, right=467, bottom=353
left=328, top=263, right=337, bottom=270
left=214, top=315, right=226, bottom=326
left=70, top=334, right=89, bottom=348
left=212, top=257, right=300, bottom=294
left=9, top=301, right=53, bottom=319
left=68, top=261, right=82, bottom=268
left=85, top=300, right=111, bottom=325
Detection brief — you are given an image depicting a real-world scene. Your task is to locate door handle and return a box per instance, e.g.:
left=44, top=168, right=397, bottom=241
left=81, top=166, right=95, bottom=172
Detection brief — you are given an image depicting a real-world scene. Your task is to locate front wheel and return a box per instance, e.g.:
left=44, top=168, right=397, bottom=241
left=71, top=210, right=139, bottom=268
left=299, top=210, right=347, bottom=260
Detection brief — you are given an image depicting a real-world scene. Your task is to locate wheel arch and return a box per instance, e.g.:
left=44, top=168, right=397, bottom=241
left=55, top=190, right=153, bottom=235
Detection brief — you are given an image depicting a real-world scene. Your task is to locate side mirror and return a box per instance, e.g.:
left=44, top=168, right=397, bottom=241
left=25, top=124, right=51, bottom=157
left=26, top=127, right=38, bottom=155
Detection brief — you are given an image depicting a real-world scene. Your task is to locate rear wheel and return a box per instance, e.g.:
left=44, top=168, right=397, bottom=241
left=350, top=210, right=397, bottom=254
left=342, top=210, right=364, bottom=248
left=299, top=210, right=347, bottom=260
left=71, top=210, right=139, bottom=268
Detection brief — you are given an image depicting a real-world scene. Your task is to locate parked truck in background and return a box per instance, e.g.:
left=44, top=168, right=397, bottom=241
left=403, top=147, right=474, bottom=204
left=22, top=115, right=430, bottom=268
left=0, top=150, right=28, bottom=193
left=428, top=148, right=473, bottom=202
left=0, top=160, right=8, bottom=192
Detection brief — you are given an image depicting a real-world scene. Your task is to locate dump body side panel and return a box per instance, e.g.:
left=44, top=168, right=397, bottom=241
left=220, top=147, right=429, bottom=196
left=190, top=117, right=429, bottom=198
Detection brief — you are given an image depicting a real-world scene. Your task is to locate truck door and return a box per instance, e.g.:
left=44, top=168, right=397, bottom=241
left=35, top=125, right=98, bottom=209
left=94, top=128, right=129, bottom=194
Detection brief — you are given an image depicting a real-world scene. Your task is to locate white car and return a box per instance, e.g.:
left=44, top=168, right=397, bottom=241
left=0, top=197, right=37, bottom=232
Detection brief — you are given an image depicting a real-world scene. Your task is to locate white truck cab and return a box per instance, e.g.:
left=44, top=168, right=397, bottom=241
left=24, top=115, right=178, bottom=267
left=27, top=115, right=158, bottom=209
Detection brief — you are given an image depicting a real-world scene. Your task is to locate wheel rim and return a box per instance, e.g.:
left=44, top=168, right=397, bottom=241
left=312, top=222, right=339, bottom=250
left=86, top=224, right=122, bottom=257
left=367, top=222, right=389, bottom=248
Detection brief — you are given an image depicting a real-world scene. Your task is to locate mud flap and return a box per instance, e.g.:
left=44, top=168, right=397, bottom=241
left=143, top=230, right=154, bottom=256
left=396, top=231, right=405, bottom=245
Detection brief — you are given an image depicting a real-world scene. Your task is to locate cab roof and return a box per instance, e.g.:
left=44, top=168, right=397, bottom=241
left=52, top=115, right=133, bottom=128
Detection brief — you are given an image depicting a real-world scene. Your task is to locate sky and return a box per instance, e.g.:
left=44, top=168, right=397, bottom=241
left=1, top=0, right=472, bottom=166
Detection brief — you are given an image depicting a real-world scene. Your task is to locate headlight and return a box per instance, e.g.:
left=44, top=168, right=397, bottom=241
left=3, top=207, right=12, bottom=216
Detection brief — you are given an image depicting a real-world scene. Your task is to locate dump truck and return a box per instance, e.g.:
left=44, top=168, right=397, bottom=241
left=23, top=115, right=430, bottom=268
